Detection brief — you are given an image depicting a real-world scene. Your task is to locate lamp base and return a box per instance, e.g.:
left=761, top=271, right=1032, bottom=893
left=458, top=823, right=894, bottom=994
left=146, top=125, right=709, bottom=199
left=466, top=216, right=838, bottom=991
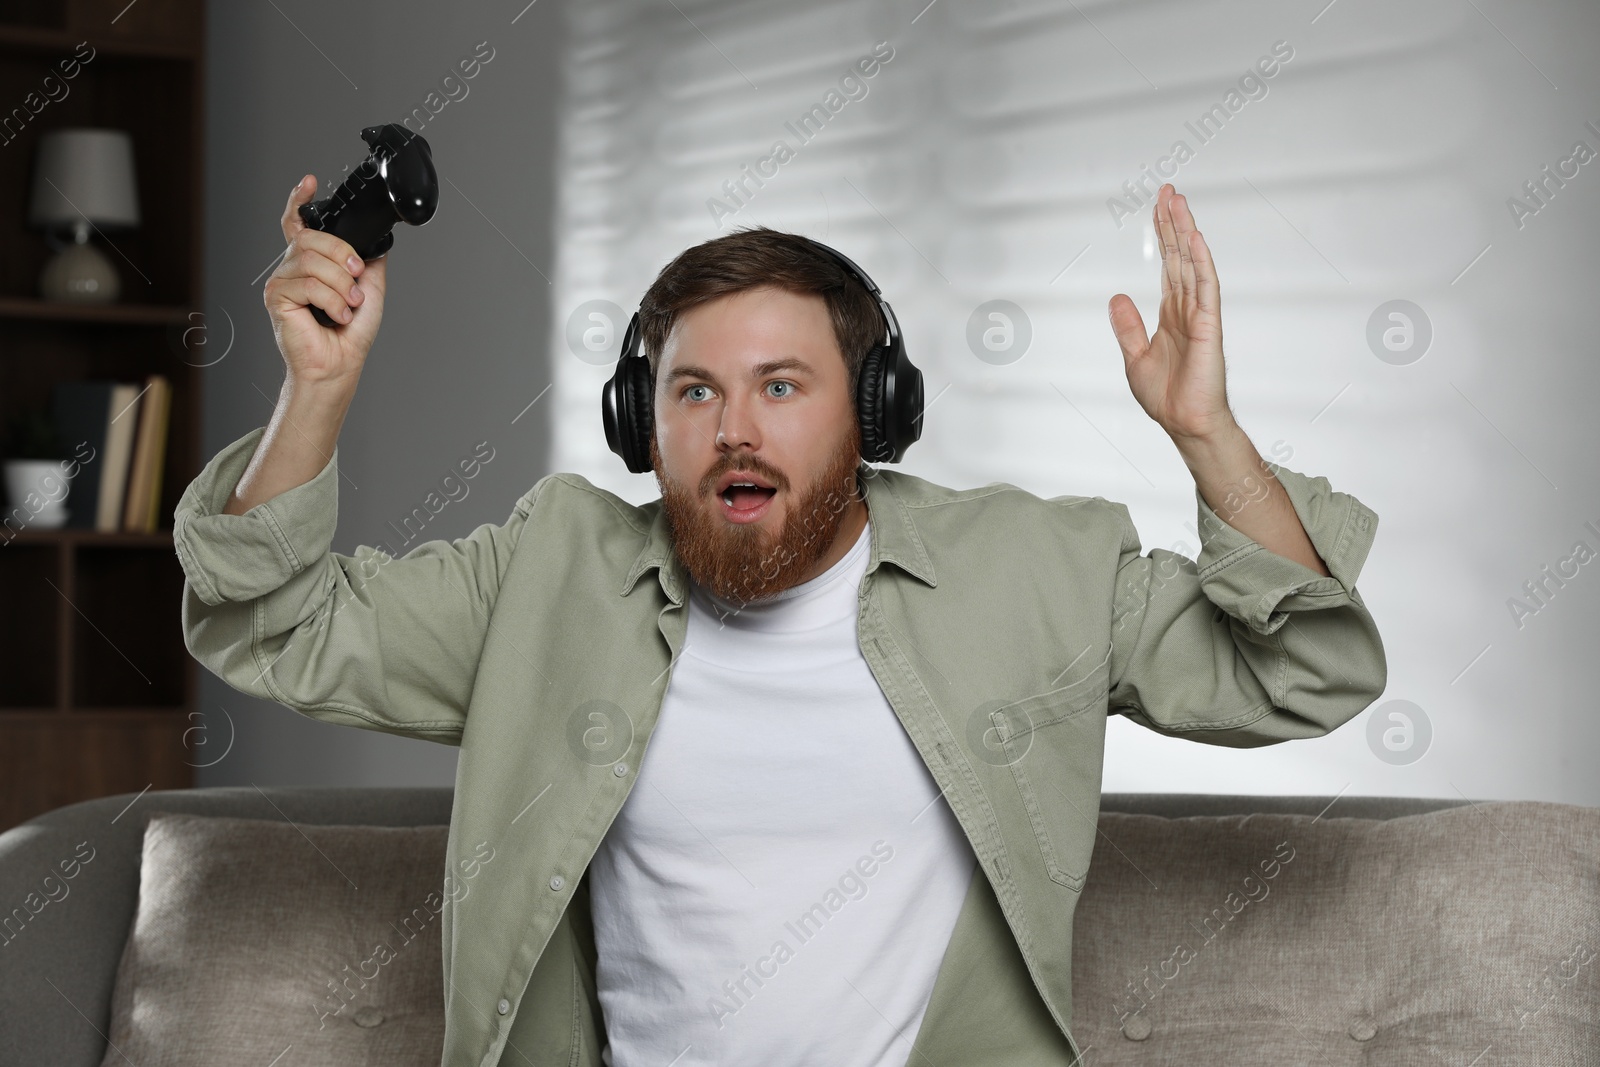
left=40, top=240, right=121, bottom=303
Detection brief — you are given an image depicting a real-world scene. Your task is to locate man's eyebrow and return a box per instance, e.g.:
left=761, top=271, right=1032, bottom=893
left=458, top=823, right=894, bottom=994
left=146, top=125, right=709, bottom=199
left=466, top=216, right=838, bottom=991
left=661, top=358, right=817, bottom=389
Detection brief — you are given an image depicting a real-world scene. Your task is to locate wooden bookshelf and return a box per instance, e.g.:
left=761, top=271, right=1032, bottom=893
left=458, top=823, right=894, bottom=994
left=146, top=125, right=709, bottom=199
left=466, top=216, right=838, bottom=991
left=0, top=294, right=196, bottom=324
left=0, top=0, right=204, bottom=830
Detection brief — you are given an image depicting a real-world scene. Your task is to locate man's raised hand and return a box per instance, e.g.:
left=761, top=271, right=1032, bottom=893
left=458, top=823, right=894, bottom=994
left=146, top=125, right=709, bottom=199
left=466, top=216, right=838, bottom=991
left=1107, top=183, right=1234, bottom=443
left=263, top=173, right=389, bottom=388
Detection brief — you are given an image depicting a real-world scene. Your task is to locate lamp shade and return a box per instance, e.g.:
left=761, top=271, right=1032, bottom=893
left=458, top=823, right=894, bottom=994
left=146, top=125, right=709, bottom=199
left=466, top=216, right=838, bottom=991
left=28, top=128, right=140, bottom=231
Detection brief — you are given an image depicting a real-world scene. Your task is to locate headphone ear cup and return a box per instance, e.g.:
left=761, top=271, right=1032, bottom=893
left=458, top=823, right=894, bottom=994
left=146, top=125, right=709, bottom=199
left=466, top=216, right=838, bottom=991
left=893, top=354, right=925, bottom=454
left=856, top=344, right=890, bottom=463
left=622, top=357, right=654, bottom=473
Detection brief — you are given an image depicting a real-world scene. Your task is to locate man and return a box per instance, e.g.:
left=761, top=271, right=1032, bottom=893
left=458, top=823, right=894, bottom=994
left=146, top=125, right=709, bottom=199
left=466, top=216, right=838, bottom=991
left=175, top=175, right=1386, bottom=1066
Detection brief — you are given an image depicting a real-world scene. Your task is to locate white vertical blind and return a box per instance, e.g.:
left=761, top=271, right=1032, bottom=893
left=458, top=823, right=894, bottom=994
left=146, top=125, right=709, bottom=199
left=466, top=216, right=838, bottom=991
left=545, top=0, right=1600, bottom=803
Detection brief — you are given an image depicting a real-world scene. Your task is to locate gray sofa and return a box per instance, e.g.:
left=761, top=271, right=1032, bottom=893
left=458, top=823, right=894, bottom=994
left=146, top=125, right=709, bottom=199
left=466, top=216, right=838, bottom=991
left=2, top=787, right=1595, bottom=1064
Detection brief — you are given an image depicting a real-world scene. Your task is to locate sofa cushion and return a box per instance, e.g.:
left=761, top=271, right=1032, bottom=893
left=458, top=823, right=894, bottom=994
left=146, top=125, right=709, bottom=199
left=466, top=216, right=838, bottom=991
left=98, top=813, right=456, bottom=1066
left=1067, top=802, right=1600, bottom=1063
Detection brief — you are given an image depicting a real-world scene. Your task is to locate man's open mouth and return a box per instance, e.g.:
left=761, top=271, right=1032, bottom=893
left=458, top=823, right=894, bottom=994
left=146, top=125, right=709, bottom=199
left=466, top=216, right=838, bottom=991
left=720, top=483, right=777, bottom=510
left=713, top=474, right=779, bottom=524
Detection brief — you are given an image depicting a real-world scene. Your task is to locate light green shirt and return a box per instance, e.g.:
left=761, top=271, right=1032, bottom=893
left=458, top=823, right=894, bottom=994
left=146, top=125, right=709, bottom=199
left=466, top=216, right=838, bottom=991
left=175, top=425, right=1385, bottom=1066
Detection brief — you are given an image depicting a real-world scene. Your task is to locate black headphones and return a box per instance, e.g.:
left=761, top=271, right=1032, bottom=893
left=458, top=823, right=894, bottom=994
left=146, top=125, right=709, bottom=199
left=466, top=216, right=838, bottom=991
left=601, top=238, right=925, bottom=474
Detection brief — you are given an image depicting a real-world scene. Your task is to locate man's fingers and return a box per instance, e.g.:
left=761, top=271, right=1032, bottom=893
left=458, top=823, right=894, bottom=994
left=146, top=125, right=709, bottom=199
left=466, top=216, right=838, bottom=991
left=1189, top=230, right=1220, bottom=315
left=1108, top=293, right=1148, bottom=365
left=269, top=275, right=354, bottom=324
left=1170, top=194, right=1218, bottom=313
left=1170, top=193, right=1197, bottom=302
left=281, top=174, right=364, bottom=277
left=288, top=227, right=364, bottom=281
left=1153, top=187, right=1176, bottom=299
left=280, top=244, right=364, bottom=309
left=299, top=251, right=364, bottom=313
left=281, top=174, right=316, bottom=245
left=356, top=253, right=387, bottom=298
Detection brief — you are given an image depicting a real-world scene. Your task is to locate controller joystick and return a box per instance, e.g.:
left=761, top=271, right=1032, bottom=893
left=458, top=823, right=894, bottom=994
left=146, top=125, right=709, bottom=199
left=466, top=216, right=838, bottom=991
left=297, top=123, right=438, bottom=327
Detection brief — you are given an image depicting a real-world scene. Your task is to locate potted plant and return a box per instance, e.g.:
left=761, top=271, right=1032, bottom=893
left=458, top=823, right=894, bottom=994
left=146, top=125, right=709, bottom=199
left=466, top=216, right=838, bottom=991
left=3, top=408, right=74, bottom=530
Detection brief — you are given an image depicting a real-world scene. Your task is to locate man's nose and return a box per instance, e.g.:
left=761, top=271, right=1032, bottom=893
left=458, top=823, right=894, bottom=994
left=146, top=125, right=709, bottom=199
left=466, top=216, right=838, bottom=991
left=715, top=392, right=760, bottom=452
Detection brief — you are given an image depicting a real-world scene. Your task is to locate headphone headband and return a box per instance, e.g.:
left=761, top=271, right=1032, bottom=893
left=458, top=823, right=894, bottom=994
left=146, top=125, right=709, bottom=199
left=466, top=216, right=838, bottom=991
left=601, top=236, right=924, bottom=473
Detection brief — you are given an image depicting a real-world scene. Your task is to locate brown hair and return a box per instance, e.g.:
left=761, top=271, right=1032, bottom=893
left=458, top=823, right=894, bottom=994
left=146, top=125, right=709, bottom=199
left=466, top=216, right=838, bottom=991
left=637, top=226, right=885, bottom=405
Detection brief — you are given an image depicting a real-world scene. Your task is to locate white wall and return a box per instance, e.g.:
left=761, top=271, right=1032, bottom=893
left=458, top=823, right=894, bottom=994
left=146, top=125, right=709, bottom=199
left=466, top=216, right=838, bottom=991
left=544, top=0, right=1600, bottom=805
left=197, top=0, right=1599, bottom=804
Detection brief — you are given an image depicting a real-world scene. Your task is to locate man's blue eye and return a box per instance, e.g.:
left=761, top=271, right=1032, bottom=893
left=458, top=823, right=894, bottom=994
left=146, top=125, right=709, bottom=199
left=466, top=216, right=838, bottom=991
left=684, top=382, right=792, bottom=401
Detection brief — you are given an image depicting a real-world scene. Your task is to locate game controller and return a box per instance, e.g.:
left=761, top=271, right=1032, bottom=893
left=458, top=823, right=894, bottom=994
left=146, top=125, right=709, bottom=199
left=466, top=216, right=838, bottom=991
left=296, top=123, right=438, bottom=327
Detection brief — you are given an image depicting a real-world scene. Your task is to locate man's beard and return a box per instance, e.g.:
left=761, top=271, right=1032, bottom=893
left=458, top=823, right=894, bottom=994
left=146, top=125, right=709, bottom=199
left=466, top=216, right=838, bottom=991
left=650, top=420, right=865, bottom=608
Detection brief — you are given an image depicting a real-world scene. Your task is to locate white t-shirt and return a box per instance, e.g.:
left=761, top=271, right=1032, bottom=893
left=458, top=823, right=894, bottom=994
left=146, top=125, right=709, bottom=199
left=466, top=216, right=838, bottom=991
left=588, top=519, right=979, bottom=1066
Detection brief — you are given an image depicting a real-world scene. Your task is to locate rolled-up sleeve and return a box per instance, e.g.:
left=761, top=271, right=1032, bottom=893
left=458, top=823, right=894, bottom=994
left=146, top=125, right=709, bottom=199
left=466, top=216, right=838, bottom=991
left=174, top=426, right=539, bottom=745
left=1104, top=464, right=1387, bottom=747
left=174, top=426, right=342, bottom=607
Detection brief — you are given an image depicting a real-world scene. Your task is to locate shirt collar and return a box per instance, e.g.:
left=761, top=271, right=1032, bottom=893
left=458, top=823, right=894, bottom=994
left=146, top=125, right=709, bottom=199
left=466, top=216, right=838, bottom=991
left=621, top=461, right=938, bottom=603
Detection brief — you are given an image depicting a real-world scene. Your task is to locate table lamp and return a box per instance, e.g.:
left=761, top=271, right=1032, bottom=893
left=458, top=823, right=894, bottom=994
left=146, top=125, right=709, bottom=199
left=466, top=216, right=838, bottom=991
left=28, top=128, right=141, bottom=304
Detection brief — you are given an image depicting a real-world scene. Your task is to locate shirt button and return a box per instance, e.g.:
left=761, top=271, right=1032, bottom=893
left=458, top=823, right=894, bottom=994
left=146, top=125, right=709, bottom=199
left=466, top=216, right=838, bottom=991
left=497, top=998, right=510, bottom=1016
left=1122, top=1013, right=1152, bottom=1040
left=549, top=874, right=564, bottom=891
left=613, top=761, right=629, bottom=777
left=1348, top=1015, right=1377, bottom=1041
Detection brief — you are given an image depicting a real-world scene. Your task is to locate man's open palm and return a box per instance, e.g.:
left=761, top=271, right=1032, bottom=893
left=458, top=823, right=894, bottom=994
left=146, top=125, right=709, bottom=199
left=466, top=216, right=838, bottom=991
left=1108, top=183, right=1232, bottom=442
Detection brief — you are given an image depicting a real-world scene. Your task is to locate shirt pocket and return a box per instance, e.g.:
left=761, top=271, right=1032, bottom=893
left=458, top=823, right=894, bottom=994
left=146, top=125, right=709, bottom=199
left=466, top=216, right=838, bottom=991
left=990, top=646, right=1111, bottom=892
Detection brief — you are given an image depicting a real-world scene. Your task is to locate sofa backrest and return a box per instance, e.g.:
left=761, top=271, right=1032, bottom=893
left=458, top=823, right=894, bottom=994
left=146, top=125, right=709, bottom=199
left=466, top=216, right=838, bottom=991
left=6, top=787, right=1581, bottom=1066
left=0, top=787, right=452, bottom=1067
left=1070, top=798, right=1600, bottom=1062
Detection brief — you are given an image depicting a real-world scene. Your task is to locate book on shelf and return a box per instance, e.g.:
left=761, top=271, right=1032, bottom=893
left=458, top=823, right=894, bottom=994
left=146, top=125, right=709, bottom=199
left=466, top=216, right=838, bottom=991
left=49, top=375, right=171, bottom=533
left=122, top=374, right=171, bottom=533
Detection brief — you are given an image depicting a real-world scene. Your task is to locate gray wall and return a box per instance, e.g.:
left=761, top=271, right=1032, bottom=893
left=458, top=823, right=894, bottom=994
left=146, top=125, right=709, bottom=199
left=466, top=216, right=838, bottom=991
left=196, top=0, right=565, bottom=787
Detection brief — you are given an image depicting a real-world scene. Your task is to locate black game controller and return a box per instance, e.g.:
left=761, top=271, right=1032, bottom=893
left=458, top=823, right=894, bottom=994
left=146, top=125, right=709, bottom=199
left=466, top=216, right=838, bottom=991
left=297, top=123, right=438, bottom=327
